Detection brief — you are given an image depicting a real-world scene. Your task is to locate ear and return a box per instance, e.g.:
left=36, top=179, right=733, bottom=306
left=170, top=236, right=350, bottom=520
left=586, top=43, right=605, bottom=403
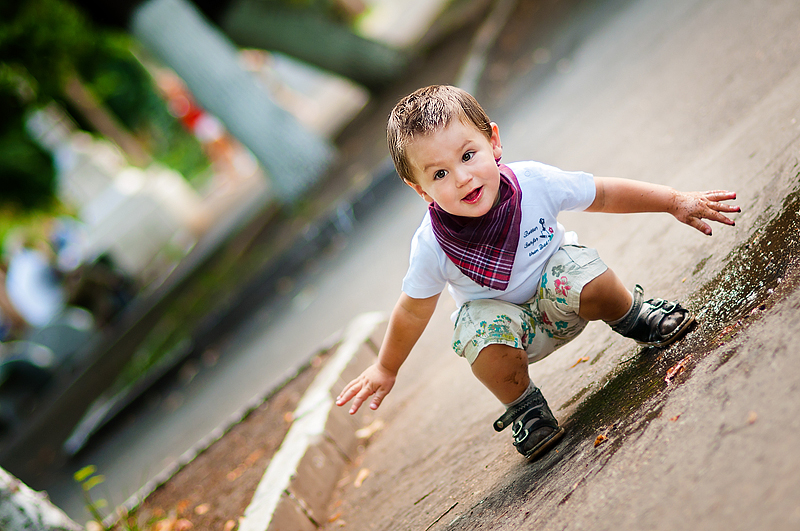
left=490, top=122, right=503, bottom=160
left=404, top=179, right=433, bottom=203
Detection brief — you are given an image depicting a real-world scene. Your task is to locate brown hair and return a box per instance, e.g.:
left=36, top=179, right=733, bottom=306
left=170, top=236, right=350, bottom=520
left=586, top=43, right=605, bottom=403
left=387, top=85, right=492, bottom=183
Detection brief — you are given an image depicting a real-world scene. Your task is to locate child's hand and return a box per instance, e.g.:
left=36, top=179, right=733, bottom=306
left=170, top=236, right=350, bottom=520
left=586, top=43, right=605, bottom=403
left=671, top=190, right=740, bottom=235
left=336, top=362, right=397, bottom=415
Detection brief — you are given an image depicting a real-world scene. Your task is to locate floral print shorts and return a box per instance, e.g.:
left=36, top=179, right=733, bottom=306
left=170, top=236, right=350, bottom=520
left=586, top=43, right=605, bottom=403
left=452, top=245, right=608, bottom=365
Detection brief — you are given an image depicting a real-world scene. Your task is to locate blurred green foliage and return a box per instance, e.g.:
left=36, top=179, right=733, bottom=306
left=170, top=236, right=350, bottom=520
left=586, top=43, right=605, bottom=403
left=0, top=0, right=209, bottom=214
left=0, top=95, right=56, bottom=210
left=0, top=0, right=95, bottom=107
left=75, top=35, right=210, bottom=181
left=0, top=0, right=83, bottom=210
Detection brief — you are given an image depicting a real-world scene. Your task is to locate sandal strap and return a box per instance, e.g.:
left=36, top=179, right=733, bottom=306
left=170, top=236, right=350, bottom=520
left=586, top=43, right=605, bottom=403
left=511, top=411, right=559, bottom=441
left=611, top=285, right=693, bottom=346
left=635, top=301, right=690, bottom=344
left=494, top=387, right=545, bottom=432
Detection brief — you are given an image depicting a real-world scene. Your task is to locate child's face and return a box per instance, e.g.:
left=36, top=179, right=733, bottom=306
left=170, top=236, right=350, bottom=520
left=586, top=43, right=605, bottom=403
left=405, top=119, right=503, bottom=218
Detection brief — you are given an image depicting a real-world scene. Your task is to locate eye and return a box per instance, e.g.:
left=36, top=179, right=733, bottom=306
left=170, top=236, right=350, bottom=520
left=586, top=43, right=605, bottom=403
left=462, top=150, right=475, bottom=162
left=433, top=169, right=447, bottom=180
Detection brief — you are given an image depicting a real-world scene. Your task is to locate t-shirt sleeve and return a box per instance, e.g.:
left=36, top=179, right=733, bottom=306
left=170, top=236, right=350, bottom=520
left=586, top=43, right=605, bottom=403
left=548, top=166, right=596, bottom=212
left=401, top=224, right=447, bottom=299
left=508, top=160, right=596, bottom=213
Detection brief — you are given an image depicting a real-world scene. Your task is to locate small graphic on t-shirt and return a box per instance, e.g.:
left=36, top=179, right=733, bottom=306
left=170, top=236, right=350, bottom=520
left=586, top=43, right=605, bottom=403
left=523, top=218, right=554, bottom=257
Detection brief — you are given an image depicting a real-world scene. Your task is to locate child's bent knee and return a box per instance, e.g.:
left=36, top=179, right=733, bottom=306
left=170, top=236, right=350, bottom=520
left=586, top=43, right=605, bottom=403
left=475, top=343, right=527, bottom=362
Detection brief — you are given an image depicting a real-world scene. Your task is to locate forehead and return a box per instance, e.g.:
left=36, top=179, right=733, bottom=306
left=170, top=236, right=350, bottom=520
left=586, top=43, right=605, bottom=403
left=406, top=119, right=483, bottom=156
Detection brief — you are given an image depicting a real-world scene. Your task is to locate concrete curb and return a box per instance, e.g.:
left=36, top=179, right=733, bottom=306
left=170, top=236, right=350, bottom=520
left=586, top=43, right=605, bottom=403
left=239, top=311, right=388, bottom=531
left=102, top=312, right=385, bottom=529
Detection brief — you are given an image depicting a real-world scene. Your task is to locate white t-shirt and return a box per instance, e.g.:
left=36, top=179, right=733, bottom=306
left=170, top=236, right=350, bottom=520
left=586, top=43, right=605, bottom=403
left=402, top=160, right=596, bottom=308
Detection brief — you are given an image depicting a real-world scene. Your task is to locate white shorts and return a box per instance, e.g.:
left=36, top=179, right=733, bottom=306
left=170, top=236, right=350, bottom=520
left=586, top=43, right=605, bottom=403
left=452, top=245, right=608, bottom=364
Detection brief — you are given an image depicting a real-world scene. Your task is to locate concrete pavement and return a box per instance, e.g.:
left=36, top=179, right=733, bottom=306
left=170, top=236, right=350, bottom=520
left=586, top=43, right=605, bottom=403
left=320, top=0, right=800, bottom=529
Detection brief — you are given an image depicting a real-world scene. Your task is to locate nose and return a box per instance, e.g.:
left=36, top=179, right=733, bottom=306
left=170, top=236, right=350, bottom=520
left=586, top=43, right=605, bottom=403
left=453, top=169, right=472, bottom=187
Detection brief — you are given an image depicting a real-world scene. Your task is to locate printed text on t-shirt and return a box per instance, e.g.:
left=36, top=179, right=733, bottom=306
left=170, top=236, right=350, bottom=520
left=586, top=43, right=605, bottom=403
left=523, top=218, right=554, bottom=257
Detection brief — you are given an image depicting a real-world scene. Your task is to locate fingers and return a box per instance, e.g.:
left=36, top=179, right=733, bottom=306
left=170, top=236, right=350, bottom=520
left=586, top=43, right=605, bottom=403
left=370, top=388, right=389, bottom=411
left=706, top=200, right=741, bottom=215
left=697, top=203, right=735, bottom=226
left=335, top=364, right=395, bottom=415
left=708, top=199, right=740, bottom=225
left=710, top=210, right=736, bottom=226
left=693, top=191, right=741, bottom=230
left=350, top=382, right=379, bottom=415
left=704, top=190, right=737, bottom=202
left=336, top=382, right=357, bottom=408
left=713, top=203, right=741, bottom=215
left=688, top=216, right=713, bottom=236
left=336, top=377, right=375, bottom=415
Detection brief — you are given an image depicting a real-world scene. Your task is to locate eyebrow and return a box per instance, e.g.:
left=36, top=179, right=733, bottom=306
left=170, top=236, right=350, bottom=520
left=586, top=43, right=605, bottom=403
left=421, top=139, right=473, bottom=172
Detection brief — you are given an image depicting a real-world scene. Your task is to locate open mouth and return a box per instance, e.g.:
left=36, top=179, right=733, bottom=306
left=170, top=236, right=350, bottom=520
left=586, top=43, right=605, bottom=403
left=463, top=187, right=483, bottom=204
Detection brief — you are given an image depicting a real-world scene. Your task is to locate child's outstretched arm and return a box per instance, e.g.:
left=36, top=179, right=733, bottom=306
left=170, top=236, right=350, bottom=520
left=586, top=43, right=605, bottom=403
left=336, top=292, right=440, bottom=415
left=587, top=177, right=741, bottom=235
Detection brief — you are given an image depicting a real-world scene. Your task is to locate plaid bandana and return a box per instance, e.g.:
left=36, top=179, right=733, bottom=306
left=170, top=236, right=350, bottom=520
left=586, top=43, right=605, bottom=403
left=429, top=164, right=522, bottom=291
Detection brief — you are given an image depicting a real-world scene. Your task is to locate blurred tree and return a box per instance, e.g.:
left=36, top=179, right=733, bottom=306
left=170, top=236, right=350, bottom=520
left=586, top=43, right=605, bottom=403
left=214, top=0, right=406, bottom=91
left=73, top=0, right=408, bottom=91
left=0, top=0, right=81, bottom=209
left=0, top=95, right=55, bottom=210
left=0, top=0, right=94, bottom=108
left=70, top=36, right=209, bottom=179
left=0, top=0, right=209, bottom=189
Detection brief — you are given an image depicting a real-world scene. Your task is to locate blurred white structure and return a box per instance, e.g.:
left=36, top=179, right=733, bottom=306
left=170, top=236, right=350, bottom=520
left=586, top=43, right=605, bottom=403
left=27, top=110, right=205, bottom=283
left=358, top=0, right=452, bottom=48
left=4, top=248, right=66, bottom=328
left=240, top=49, right=368, bottom=139
left=18, top=0, right=449, bottom=287
left=77, top=164, right=203, bottom=278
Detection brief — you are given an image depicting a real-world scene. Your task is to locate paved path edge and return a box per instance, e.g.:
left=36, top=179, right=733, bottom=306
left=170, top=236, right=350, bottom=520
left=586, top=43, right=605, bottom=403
left=238, top=311, right=387, bottom=531
left=101, top=311, right=386, bottom=529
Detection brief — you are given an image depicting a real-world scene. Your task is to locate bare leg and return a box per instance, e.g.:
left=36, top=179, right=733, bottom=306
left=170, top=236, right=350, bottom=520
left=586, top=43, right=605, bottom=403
left=578, top=268, right=632, bottom=322
left=470, top=344, right=530, bottom=404
left=473, top=343, right=563, bottom=459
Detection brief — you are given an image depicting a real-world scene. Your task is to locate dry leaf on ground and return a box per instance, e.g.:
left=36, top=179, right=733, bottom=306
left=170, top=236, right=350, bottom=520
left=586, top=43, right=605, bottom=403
left=665, top=355, right=693, bottom=383
left=569, top=356, right=590, bottom=368
left=355, top=419, right=385, bottom=439
left=154, top=517, right=176, bottom=531
left=194, top=504, right=209, bottom=515
left=354, top=468, right=370, bottom=488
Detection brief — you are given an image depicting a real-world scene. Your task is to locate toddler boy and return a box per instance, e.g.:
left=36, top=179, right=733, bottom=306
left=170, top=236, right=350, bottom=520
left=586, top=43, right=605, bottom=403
left=336, top=85, right=739, bottom=459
